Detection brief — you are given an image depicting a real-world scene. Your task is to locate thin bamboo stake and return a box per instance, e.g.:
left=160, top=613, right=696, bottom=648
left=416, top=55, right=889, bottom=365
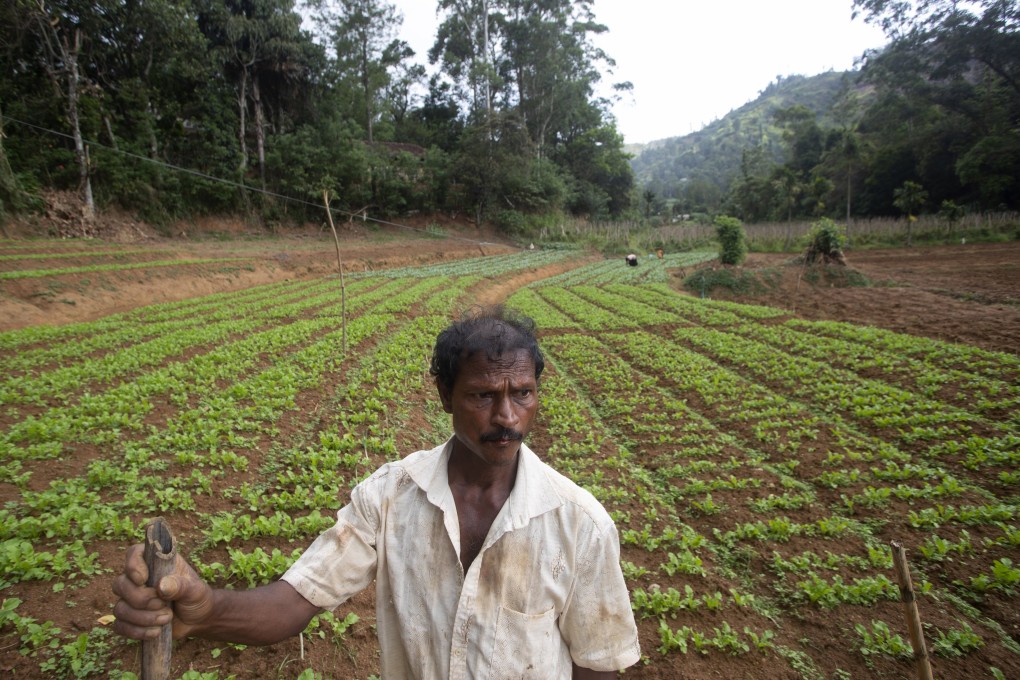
left=322, top=190, right=347, bottom=354
left=142, top=518, right=176, bottom=680
left=891, top=541, right=934, bottom=680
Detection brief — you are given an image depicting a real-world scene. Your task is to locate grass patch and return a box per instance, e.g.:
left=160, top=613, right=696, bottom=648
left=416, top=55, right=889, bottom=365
left=682, top=266, right=781, bottom=296
left=801, top=265, right=870, bottom=288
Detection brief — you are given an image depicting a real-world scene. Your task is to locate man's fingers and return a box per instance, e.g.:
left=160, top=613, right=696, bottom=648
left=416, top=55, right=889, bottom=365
left=157, top=574, right=182, bottom=601
left=111, top=573, right=166, bottom=611
left=111, top=599, right=172, bottom=640
left=111, top=617, right=165, bottom=641
left=123, top=544, right=149, bottom=587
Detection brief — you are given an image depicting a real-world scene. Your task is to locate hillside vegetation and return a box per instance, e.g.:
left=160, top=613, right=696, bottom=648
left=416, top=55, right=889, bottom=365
left=629, top=0, right=1019, bottom=226
left=629, top=72, right=854, bottom=210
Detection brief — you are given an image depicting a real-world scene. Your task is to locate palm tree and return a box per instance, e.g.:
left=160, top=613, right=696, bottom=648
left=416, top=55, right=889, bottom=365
left=893, top=180, right=928, bottom=247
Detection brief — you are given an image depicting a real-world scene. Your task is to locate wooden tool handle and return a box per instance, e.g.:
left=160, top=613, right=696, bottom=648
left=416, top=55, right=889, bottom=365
left=141, top=518, right=176, bottom=680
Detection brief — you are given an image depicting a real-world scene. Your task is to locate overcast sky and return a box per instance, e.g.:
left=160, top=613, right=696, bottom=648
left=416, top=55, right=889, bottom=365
left=387, top=0, right=889, bottom=145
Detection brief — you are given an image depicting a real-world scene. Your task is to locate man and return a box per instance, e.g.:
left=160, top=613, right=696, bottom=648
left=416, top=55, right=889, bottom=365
left=112, top=306, right=640, bottom=678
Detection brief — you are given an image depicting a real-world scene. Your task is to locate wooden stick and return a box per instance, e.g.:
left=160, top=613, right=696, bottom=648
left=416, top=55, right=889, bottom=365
left=142, top=518, right=176, bottom=680
left=322, top=190, right=348, bottom=354
left=891, top=541, right=933, bottom=680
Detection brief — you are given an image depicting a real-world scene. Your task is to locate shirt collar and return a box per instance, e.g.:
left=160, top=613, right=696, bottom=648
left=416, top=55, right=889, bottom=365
left=402, top=437, right=564, bottom=527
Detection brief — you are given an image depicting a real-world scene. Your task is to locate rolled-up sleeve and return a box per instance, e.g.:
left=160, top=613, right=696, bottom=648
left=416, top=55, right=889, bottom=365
left=559, top=521, right=641, bottom=671
left=281, top=482, right=380, bottom=610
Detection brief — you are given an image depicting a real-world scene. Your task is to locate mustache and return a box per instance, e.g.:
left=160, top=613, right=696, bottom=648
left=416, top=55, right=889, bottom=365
left=481, top=428, right=524, bottom=442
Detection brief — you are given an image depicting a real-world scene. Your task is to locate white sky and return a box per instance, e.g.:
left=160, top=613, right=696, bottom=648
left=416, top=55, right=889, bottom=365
left=387, top=0, right=888, bottom=145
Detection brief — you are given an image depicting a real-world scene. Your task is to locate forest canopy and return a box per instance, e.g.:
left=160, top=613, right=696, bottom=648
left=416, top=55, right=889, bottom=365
left=0, top=0, right=634, bottom=232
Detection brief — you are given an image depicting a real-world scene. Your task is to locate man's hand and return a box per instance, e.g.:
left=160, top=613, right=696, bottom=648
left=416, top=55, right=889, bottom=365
left=111, top=543, right=214, bottom=641
left=111, top=543, right=321, bottom=645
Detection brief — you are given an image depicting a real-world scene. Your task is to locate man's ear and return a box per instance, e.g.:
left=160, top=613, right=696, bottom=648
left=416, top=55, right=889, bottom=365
left=436, top=378, right=454, bottom=414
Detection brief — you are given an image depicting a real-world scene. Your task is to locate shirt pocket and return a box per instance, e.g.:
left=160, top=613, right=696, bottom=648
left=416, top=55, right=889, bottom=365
left=487, top=604, right=564, bottom=679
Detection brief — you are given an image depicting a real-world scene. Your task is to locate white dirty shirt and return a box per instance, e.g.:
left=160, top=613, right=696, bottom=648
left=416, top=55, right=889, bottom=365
left=282, top=439, right=640, bottom=679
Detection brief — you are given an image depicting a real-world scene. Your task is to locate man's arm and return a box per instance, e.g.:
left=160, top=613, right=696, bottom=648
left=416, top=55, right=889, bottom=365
left=112, top=544, right=321, bottom=644
left=572, top=663, right=618, bottom=679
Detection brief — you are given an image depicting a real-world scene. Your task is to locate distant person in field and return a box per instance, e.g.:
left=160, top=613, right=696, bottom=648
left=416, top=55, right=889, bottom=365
left=112, top=306, right=640, bottom=679
left=625, top=253, right=638, bottom=267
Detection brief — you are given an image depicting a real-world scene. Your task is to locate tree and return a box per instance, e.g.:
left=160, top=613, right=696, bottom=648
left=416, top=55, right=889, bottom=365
left=22, top=0, right=107, bottom=222
left=313, top=0, right=413, bottom=143
left=854, top=0, right=1020, bottom=210
left=431, top=0, right=499, bottom=119
left=715, top=215, right=747, bottom=265
left=198, top=0, right=313, bottom=189
left=893, top=179, right=928, bottom=245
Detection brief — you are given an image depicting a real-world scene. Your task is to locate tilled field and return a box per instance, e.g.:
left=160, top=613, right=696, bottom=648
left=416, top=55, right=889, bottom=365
left=0, top=235, right=1017, bottom=679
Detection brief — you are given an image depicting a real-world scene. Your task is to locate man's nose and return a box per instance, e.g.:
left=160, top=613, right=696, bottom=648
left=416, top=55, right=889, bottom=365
left=492, top=394, right=519, bottom=427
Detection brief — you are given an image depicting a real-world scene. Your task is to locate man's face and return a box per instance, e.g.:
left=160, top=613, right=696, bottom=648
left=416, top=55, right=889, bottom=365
left=438, top=349, right=539, bottom=468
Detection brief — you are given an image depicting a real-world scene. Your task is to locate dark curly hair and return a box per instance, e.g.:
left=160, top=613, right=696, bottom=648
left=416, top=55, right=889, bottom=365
left=429, top=305, right=545, bottom=391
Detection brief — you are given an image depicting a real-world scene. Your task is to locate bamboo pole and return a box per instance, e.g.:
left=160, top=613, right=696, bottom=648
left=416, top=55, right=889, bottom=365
left=322, top=190, right=347, bottom=354
left=891, top=541, right=934, bottom=680
left=142, top=518, right=176, bottom=680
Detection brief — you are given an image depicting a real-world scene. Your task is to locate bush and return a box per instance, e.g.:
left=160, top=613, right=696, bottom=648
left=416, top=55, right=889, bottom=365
left=803, top=218, right=847, bottom=265
left=714, top=215, right=746, bottom=265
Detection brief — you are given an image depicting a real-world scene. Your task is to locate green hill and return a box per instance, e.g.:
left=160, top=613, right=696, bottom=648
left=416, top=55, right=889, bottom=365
left=630, top=71, right=857, bottom=205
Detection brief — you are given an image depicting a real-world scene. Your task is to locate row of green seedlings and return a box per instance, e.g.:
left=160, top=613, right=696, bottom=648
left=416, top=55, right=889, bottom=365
left=1, top=277, right=478, bottom=672
left=0, top=280, right=446, bottom=606
left=784, top=317, right=1020, bottom=384
left=533, top=292, right=1000, bottom=668
left=0, top=257, right=254, bottom=280
left=528, top=251, right=717, bottom=287
left=728, top=321, right=1020, bottom=420
left=0, top=276, right=321, bottom=352
left=537, top=331, right=837, bottom=671
left=558, top=285, right=1020, bottom=664
left=0, top=310, right=392, bottom=584
left=579, top=295, right=1020, bottom=612
left=532, top=360, right=798, bottom=670
left=0, top=279, right=331, bottom=374
left=353, top=248, right=574, bottom=279
left=663, top=323, right=1020, bottom=532
left=0, top=248, right=176, bottom=262
left=4, top=275, right=459, bottom=520
left=178, top=301, right=478, bottom=675
left=0, top=275, right=442, bottom=476
left=0, top=275, right=394, bottom=400
left=670, top=324, right=1007, bottom=454
left=602, top=328, right=983, bottom=520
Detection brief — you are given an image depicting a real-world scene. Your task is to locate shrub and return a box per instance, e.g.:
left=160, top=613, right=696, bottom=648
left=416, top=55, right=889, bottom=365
left=803, top=218, right=847, bottom=265
left=714, top=215, right=746, bottom=265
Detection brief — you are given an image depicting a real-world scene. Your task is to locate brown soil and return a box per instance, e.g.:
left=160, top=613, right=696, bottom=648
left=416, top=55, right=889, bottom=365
left=0, top=214, right=518, bottom=331
left=685, top=240, right=1020, bottom=356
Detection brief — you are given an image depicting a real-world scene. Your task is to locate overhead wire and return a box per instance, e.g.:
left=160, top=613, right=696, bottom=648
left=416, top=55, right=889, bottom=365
left=3, top=115, right=508, bottom=247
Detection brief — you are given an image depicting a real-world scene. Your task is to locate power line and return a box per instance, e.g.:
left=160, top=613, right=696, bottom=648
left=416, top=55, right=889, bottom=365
left=3, top=115, right=507, bottom=248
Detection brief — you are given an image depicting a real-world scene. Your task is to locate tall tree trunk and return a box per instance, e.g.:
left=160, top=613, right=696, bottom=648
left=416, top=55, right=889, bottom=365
left=0, top=103, right=17, bottom=236
left=237, top=69, right=249, bottom=176
left=482, top=0, right=491, bottom=118
left=67, top=29, right=94, bottom=222
left=103, top=114, right=118, bottom=151
left=252, top=74, right=266, bottom=190
left=845, top=160, right=852, bottom=246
